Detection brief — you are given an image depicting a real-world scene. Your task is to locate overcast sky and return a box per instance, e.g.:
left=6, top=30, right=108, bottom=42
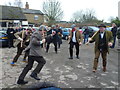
left=0, top=0, right=120, bottom=22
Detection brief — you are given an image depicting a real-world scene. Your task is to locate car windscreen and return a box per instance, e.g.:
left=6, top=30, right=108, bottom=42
left=62, top=28, right=71, bottom=32
left=89, top=26, right=99, bottom=31
left=0, top=31, right=7, bottom=36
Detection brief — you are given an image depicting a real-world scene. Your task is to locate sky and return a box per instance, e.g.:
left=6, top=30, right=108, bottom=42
left=0, top=0, right=120, bottom=22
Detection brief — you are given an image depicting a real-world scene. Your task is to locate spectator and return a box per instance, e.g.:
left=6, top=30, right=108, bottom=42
left=7, top=25, right=16, bottom=48
left=83, top=26, right=90, bottom=44
left=117, top=27, right=120, bottom=49
left=110, top=23, right=117, bottom=48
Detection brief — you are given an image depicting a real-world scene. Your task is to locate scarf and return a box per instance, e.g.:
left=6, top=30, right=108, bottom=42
left=72, top=28, right=76, bottom=32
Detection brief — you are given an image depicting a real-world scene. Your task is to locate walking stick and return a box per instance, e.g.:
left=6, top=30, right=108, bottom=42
left=86, top=31, right=99, bottom=45
left=21, top=29, right=25, bottom=47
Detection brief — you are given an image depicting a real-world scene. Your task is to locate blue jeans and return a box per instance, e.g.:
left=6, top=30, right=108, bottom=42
left=83, top=35, right=89, bottom=44
left=111, top=36, right=116, bottom=48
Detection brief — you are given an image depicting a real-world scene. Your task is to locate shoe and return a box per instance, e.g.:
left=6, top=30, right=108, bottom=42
left=103, top=67, right=106, bottom=72
left=22, top=59, right=28, bottom=63
left=10, top=62, right=17, bottom=66
left=76, top=56, right=79, bottom=59
left=17, top=79, right=28, bottom=85
left=68, top=57, right=73, bottom=59
left=92, top=69, right=96, bottom=73
left=30, top=73, right=40, bottom=80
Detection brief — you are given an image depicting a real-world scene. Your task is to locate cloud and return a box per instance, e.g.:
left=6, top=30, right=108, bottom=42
left=0, top=0, right=119, bottom=22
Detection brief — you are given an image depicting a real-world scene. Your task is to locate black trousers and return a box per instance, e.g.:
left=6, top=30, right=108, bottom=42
left=46, top=41, right=57, bottom=53
left=13, top=43, right=28, bottom=63
left=18, top=56, right=46, bottom=80
left=69, top=41, right=79, bottom=57
left=8, top=38, right=14, bottom=48
left=57, top=37, right=62, bottom=48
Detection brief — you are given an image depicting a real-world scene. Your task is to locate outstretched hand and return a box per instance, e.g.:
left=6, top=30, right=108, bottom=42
left=42, top=39, right=46, bottom=43
left=86, top=38, right=92, bottom=45
left=79, top=42, right=82, bottom=46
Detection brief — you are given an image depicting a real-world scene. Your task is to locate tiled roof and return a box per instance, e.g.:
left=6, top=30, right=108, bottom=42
left=0, top=5, right=27, bottom=20
left=22, top=8, right=44, bottom=15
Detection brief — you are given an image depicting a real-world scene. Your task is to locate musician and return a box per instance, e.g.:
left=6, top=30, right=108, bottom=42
left=10, top=28, right=32, bottom=66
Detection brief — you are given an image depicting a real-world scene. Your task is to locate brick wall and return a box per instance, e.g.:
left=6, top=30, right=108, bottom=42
left=43, top=23, right=95, bottom=28
left=24, top=14, right=44, bottom=24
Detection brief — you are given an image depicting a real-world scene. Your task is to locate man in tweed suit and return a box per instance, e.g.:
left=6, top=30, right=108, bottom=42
left=87, top=24, right=113, bottom=72
left=17, top=29, right=46, bottom=85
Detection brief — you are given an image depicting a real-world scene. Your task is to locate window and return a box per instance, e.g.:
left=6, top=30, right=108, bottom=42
left=34, top=15, right=39, bottom=20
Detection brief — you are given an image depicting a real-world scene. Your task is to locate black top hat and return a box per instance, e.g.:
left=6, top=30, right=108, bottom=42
left=98, top=24, right=106, bottom=28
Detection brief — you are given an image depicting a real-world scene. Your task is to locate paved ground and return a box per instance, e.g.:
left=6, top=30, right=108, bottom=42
left=0, top=40, right=119, bottom=89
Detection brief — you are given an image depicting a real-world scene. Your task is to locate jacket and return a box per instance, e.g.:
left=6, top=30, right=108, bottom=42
left=25, top=31, right=43, bottom=56
left=90, top=30, right=113, bottom=53
left=69, top=30, right=83, bottom=43
left=13, top=30, right=31, bottom=47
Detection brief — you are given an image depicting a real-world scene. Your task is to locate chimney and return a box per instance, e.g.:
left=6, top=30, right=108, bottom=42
left=25, top=2, right=29, bottom=9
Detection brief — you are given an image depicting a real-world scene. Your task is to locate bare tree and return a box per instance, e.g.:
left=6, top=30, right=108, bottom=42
left=71, top=10, right=84, bottom=23
left=5, top=0, right=23, bottom=8
left=43, top=0, right=63, bottom=26
left=14, top=0, right=23, bottom=7
left=83, top=9, right=97, bottom=22
left=71, top=9, right=97, bottom=23
left=5, top=2, right=12, bottom=6
left=108, top=16, right=115, bottom=22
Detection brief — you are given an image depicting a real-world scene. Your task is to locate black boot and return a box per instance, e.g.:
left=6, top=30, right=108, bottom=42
left=68, top=57, right=73, bottom=59
left=55, top=51, right=57, bottom=54
left=17, top=79, right=28, bottom=85
left=76, top=55, right=79, bottom=59
left=30, top=72, right=40, bottom=80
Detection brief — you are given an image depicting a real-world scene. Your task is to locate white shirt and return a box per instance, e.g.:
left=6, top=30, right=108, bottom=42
left=100, top=32, right=105, bottom=39
left=72, top=31, right=77, bottom=42
left=52, top=30, right=56, bottom=35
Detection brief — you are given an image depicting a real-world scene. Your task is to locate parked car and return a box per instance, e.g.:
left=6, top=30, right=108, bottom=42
left=106, top=27, right=112, bottom=31
left=0, top=29, right=8, bottom=47
left=82, top=26, right=99, bottom=37
left=62, top=28, right=71, bottom=40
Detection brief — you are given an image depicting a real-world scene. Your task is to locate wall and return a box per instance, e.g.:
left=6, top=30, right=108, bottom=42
left=24, top=14, right=44, bottom=24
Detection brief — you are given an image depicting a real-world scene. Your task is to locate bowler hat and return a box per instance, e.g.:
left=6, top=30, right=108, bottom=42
left=98, top=24, right=106, bottom=28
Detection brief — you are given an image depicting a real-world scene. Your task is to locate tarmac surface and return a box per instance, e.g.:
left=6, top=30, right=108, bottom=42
left=0, top=40, right=119, bottom=89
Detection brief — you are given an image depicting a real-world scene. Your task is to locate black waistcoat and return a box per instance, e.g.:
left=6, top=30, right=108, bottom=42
left=98, top=32, right=107, bottom=51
